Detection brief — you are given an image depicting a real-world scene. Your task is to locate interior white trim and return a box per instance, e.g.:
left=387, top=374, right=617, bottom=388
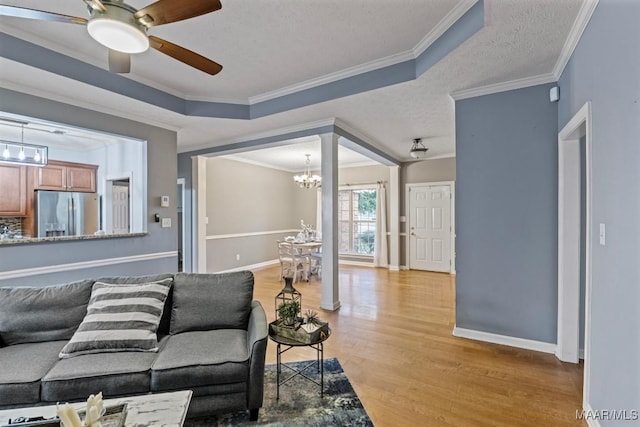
left=0, top=251, right=177, bottom=281
left=249, top=0, right=480, bottom=105
left=0, top=80, right=182, bottom=133
left=580, top=402, right=603, bottom=427
left=249, top=50, right=414, bottom=104
left=413, top=0, right=479, bottom=56
left=450, top=0, right=599, bottom=101
left=405, top=181, right=456, bottom=274
left=552, top=0, right=600, bottom=78
left=450, top=73, right=556, bottom=100
left=206, top=229, right=300, bottom=240
left=557, top=101, right=593, bottom=414
left=453, top=326, right=556, bottom=354
left=215, top=259, right=280, bottom=274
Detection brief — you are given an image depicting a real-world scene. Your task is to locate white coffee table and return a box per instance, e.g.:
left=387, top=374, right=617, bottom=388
left=0, top=390, right=192, bottom=427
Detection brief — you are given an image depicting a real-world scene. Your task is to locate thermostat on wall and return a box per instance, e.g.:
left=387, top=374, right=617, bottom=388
left=160, top=196, right=170, bottom=207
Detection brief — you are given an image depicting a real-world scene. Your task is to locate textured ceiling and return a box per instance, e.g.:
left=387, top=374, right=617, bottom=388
left=0, top=0, right=585, bottom=163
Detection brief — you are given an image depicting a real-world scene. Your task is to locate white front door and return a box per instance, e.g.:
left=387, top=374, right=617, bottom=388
left=409, top=184, right=452, bottom=272
left=112, top=184, right=130, bottom=234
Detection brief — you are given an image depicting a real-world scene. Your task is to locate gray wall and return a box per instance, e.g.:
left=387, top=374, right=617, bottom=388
left=204, top=157, right=316, bottom=272
left=0, top=89, right=178, bottom=286
left=455, top=83, right=558, bottom=343
left=558, top=1, right=640, bottom=419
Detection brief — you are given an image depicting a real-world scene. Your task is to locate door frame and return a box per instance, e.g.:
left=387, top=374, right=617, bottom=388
left=557, top=102, right=592, bottom=408
left=104, top=173, right=133, bottom=234
left=405, top=181, right=455, bottom=273
left=177, top=178, right=187, bottom=272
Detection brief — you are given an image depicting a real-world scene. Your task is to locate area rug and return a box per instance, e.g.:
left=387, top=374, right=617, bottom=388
left=185, top=358, right=373, bottom=426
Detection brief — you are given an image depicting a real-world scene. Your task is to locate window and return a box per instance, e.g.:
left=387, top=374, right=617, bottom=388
left=338, top=188, right=376, bottom=255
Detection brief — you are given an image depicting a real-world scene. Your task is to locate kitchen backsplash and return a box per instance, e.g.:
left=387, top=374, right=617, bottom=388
left=0, top=218, right=22, bottom=235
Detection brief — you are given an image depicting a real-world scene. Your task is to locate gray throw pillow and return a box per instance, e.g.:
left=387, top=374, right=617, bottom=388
left=170, top=271, right=254, bottom=334
left=0, top=280, right=93, bottom=346
left=59, top=278, right=172, bottom=358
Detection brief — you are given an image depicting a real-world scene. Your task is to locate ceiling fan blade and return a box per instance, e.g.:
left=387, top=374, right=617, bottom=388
left=108, top=49, right=131, bottom=74
left=0, top=5, right=87, bottom=25
left=134, top=0, right=221, bottom=28
left=149, top=36, right=222, bottom=75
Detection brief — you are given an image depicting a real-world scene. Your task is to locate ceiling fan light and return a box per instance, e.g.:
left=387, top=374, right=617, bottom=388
left=88, top=18, right=149, bottom=53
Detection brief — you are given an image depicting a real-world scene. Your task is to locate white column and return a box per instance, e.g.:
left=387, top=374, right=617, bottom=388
left=320, top=132, right=341, bottom=311
left=192, top=155, right=207, bottom=273
left=389, top=166, right=400, bottom=271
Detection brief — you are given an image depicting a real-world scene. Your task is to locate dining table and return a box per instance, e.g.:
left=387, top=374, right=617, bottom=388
left=278, top=239, right=322, bottom=280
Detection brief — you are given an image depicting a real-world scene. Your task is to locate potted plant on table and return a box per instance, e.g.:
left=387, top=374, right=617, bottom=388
left=277, top=300, right=300, bottom=327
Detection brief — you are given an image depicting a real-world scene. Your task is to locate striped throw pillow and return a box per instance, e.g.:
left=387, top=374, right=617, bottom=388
left=59, top=279, right=173, bottom=358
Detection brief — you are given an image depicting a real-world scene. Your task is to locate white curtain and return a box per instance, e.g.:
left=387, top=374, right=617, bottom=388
left=374, top=183, right=388, bottom=267
left=315, top=188, right=322, bottom=238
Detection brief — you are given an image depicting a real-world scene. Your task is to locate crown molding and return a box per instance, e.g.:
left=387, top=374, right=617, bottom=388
left=0, top=80, right=182, bottom=132
left=413, top=0, right=479, bottom=57
left=248, top=50, right=415, bottom=104
left=450, top=73, right=556, bottom=100
left=250, top=0, right=480, bottom=105
left=552, top=0, right=599, bottom=79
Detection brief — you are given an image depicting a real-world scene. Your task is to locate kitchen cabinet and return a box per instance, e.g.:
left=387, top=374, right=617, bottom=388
left=35, top=160, right=97, bottom=193
left=0, top=164, right=27, bottom=216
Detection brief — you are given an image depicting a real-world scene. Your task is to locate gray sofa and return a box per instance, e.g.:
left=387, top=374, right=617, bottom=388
left=0, top=271, right=268, bottom=421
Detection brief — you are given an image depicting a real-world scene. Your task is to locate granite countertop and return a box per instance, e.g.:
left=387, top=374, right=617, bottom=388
left=0, top=232, right=147, bottom=246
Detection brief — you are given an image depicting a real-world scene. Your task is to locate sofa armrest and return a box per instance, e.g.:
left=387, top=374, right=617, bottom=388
left=246, top=300, right=268, bottom=410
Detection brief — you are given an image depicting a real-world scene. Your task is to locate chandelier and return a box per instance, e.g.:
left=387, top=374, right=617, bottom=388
left=1, top=121, right=48, bottom=167
left=293, top=154, right=321, bottom=189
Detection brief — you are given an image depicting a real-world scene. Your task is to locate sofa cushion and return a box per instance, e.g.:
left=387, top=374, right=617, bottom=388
left=59, top=279, right=172, bottom=358
left=96, top=274, right=174, bottom=335
left=151, top=330, right=249, bottom=391
left=0, top=340, right=67, bottom=406
left=170, top=272, right=254, bottom=334
left=0, top=280, right=93, bottom=345
left=41, top=337, right=166, bottom=402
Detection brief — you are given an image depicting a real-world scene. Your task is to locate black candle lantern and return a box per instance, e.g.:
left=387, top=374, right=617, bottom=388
left=275, top=275, right=302, bottom=327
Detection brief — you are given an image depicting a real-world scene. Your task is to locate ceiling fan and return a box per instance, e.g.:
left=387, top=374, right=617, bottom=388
left=0, top=0, right=223, bottom=75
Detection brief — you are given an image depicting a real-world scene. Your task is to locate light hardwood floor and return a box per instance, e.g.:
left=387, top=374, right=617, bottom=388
left=252, top=265, right=585, bottom=427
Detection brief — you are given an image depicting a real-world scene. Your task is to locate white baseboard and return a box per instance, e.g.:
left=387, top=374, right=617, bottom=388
left=339, top=260, right=374, bottom=267
left=581, top=402, right=602, bottom=427
left=215, top=259, right=279, bottom=273
left=452, top=326, right=556, bottom=354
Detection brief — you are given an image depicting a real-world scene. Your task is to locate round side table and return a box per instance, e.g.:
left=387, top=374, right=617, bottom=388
left=268, top=328, right=331, bottom=399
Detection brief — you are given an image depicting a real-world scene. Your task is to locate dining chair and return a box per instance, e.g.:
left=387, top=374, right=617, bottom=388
left=277, top=241, right=307, bottom=283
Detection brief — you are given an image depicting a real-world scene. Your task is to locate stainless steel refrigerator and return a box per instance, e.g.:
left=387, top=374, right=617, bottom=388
left=36, top=190, right=99, bottom=238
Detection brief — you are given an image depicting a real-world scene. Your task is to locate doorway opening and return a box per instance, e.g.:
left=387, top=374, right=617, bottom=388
left=105, top=177, right=131, bottom=234
left=557, top=102, right=592, bottom=408
left=405, top=181, right=455, bottom=273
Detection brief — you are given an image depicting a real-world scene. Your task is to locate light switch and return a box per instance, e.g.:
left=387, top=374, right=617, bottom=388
left=162, top=218, right=171, bottom=228
left=599, top=223, right=605, bottom=246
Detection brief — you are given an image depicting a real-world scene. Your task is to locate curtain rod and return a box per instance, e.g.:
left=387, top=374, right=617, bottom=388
left=343, top=180, right=386, bottom=186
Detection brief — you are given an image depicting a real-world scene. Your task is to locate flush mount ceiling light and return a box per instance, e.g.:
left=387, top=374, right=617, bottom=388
left=293, top=154, right=321, bottom=189
left=409, top=138, right=429, bottom=159
left=87, top=1, right=149, bottom=53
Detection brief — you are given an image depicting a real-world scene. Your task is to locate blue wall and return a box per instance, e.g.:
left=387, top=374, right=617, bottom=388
left=0, top=89, right=179, bottom=286
left=558, top=0, right=640, bottom=420
left=455, top=83, right=558, bottom=343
